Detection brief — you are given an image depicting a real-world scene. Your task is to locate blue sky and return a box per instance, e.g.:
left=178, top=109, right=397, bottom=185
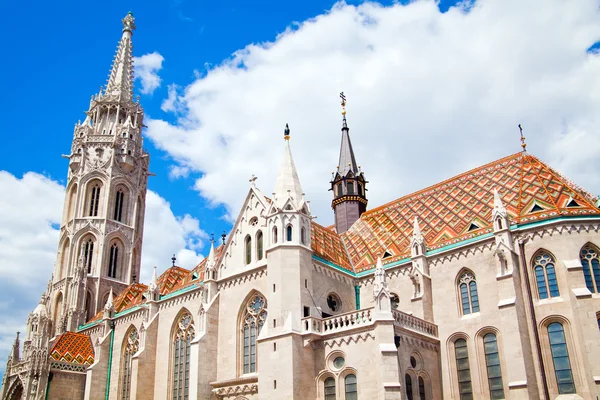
left=1, top=0, right=599, bottom=382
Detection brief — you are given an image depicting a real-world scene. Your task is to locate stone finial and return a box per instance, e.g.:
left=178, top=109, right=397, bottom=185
left=122, top=12, right=136, bottom=33
left=104, top=288, right=115, bottom=312
left=411, top=216, right=426, bottom=258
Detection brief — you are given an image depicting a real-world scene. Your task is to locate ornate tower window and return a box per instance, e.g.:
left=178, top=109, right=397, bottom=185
left=245, top=235, right=252, bottom=265
left=256, top=231, right=263, bottom=261
left=108, top=242, right=120, bottom=279
left=580, top=244, right=600, bottom=293
left=458, top=271, right=480, bottom=315
left=454, top=338, right=473, bottom=400
left=114, top=188, right=126, bottom=222
left=82, top=237, right=95, bottom=274
left=547, top=322, right=575, bottom=394
left=286, top=225, right=292, bottom=242
left=533, top=251, right=559, bottom=299
left=88, top=181, right=102, bottom=217
left=241, top=294, right=267, bottom=374
left=483, top=333, right=504, bottom=399
left=172, top=312, right=195, bottom=400
left=301, top=227, right=307, bottom=245
left=121, top=328, right=139, bottom=400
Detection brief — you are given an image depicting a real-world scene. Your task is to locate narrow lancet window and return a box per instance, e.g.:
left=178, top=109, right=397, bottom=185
left=108, top=243, right=119, bottom=278
left=483, top=333, right=504, bottom=399
left=121, top=328, right=139, bottom=400
left=548, top=323, right=575, bottom=394
left=114, top=189, right=125, bottom=222
left=256, top=231, right=263, bottom=261
left=345, top=374, right=357, bottom=400
left=454, top=339, right=473, bottom=400
left=88, top=183, right=101, bottom=217
left=83, top=238, right=94, bottom=274
left=245, top=235, right=251, bottom=265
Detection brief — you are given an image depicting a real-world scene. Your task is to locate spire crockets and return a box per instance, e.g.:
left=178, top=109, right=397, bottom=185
left=104, top=12, right=136, bottom=102
left=273, top=124, right=306, bottom=210
left=331, top=92, right=368, bottom=233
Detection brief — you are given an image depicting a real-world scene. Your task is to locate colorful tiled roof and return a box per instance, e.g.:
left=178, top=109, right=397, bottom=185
left=311, top=152, right=600, bottom=273
left=88, top=282, right=148, bottom=323
left=50, top=332, right=94, bottom=365
left=311, top=222, right=352, bottom=271
left=157, top=266, right=191, bottom=295
left=191, top=245, right=224, bottom=282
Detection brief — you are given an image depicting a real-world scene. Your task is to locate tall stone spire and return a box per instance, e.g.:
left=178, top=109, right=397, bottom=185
left=331, top=93, right=368, bottom=233
left=273, top=124, right=305, bottom=210
left=104, top=12, right=136, bottom=102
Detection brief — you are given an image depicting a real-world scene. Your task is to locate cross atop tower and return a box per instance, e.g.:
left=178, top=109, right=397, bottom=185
left=519, top=124, right=527, bottom=152
left=172, top=254, right=177, bottom=267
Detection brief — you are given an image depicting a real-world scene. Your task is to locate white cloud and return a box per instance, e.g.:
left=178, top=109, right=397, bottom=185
left=146, top=0, right=600, bottom=224
left=0, top=172, right=205, bottom=380
left=134, top=52, right=165, bottom=95
left=140, top=191, right=206, bottom=283
left=161, top=83, right=183, bottom=113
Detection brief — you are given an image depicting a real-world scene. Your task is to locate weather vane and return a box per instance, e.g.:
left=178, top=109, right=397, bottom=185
left=340, top=92, right=347, bottom=116
left=210, top=233, right=215, bottom=244
left=518, top=124, right=527, bottom=152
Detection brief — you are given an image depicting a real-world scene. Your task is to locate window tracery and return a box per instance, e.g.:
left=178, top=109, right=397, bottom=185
left=580, top=244, right=600, bottom=293
left=88, top=182, right=101, bottom=217
left=458, top=271, right=479, bottom=315
left=108, top=242, right=120, bottom=279
left=172, top=313, right=194, bottom=400
left=121, top=328, right=139, bottom=400
left=533, top=252, right=559, bottom=299
left=241, top=294, right=267, bottom=374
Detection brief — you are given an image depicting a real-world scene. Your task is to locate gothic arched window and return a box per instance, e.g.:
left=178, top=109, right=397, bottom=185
left=256, top=231, right=263, bottom=261
left=108, top=242, right=120, bottom=279
left=301, top=227, right=306, bottom=245
left=121, top=328, right=139, bottom=400
left=454, top=338, right=473, bottom=399
left=241, top=294, right=267, bottom=374
left=345, top=374, right=357, bottom=400
left=418, top=376, right=425, bottom=400
left=533, top=251, right=559, bottom=299
left=172, top=312, right=195, bottom=400
left=88, top=182, right=102, bottom=217
left=458, top=271, right=480, bottom=315
left=547, top=322, right=575, bottom=394
left=483, top=333, right=504, bottom=399
left=82, top=237, right=94, bottom=274
left=286, top=225, right=292, bottom=242
left=580, top=244, right=600, bottom=293
left=114, top=188, right=126, bottom=222
left=272, top=226, right=278, bottom=244
left=405, top=374, right=413, bottom=400
left=245, top=235, right=252, bottom=265
left=324, top=377, right=336, bottom=400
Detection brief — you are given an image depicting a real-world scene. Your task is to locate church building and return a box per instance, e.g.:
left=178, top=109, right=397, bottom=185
left=2, top=12, right=600, bottom=400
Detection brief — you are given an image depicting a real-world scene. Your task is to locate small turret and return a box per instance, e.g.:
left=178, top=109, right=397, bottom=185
left=331, top=93, right=367, bottom=233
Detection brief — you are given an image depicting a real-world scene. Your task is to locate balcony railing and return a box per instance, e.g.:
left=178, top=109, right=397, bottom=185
left=391, top=308, right=438, bottom=338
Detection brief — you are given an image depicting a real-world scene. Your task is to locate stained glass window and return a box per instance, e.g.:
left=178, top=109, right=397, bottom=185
left=241, top=295, right=267, bottom=374
left=458, top=272, right=479, bottom=315
left=533, top=252, right=560, bottom=299
left=580, top=245, right=600, bottom=293
left=548, top=323, right=575, bottom=394
left=483, top=334, right=504, bottom=399
left=172, top=313, right=194, bottom=400
left=245, top=235, right=251, bottom=265
left=121, top=328, right=139, bottom=400
left=454, top=339, right=473, bottom=400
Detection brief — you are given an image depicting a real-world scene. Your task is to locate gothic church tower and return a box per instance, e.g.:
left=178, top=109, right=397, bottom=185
left=50, top=12, right=150, bottom=334
left=330, top=94, right=367, bottom=233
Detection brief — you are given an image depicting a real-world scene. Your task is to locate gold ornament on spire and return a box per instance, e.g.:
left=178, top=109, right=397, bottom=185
left=518, top=124, right=527, bottom=152
left=340, top=91, right=347, bottom=116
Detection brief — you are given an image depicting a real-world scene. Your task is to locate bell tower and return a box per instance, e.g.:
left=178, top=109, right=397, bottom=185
left=50, top=12, right=150, bottom=334
left=331, top=92, right=368, bottom=233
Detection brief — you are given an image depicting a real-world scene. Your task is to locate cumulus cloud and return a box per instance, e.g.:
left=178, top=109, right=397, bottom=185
left=146, top=0, right=600, bottom=224
left=0, top=172, right=204, bottom=380
left=134, top=52, right=165, bottom=95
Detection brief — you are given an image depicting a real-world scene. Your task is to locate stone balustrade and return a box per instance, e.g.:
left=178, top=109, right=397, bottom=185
left=391, top=308, right=438, bottom=338
left=301, top=307, right=374, bottom=335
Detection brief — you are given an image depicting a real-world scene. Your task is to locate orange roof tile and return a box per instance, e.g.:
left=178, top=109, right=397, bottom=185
left=88, top=282, right=148, bottom=323
left=157, top=266, right=191, bottom=295
left=341, top=152, right=599, bottom=272
left=311, top=222, right=352, bottom=271
left=50, top=332, right=94, bottom=365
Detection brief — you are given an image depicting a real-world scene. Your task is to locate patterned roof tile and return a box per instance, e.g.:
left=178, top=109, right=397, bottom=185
left=49, top=332, right=94, bottom=365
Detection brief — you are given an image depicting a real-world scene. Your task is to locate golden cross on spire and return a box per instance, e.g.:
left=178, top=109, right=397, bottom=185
left=518, top=124, right=527, bottom=152
left=340, top=92, right=347, bottom=116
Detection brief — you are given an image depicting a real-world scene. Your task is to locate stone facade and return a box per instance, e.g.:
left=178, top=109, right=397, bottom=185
left=3, top=12, right=600, bottom=400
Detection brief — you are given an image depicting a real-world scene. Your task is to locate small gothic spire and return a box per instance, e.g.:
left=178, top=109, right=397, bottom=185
left=336, top=93, right=359, bottom=176
left=273, top=124, right=305, bottom=209
left=104, top=289, right=114, bottom=312
left=104, top=12, right=136, bottom=102
left=207, top=239, right=216, bottom=269
left=518, top=124, right=527, bottom=152
left=149, top=266, right=158, bottom=290
left=9, top=332, right=20, bottom=361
